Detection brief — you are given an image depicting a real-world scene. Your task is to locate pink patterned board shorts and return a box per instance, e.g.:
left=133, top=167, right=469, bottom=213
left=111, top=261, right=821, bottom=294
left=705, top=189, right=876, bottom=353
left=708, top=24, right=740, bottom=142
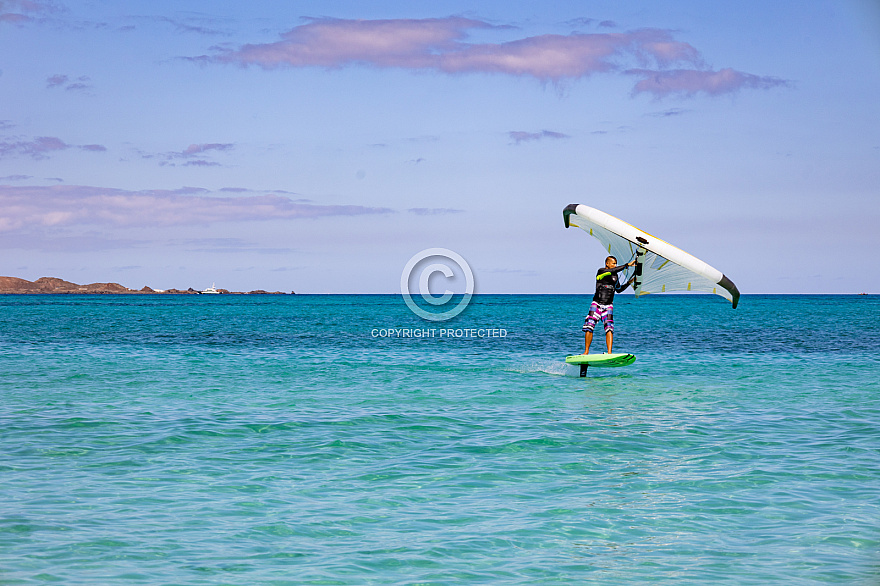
left=582, top=301, right=614, bottom=334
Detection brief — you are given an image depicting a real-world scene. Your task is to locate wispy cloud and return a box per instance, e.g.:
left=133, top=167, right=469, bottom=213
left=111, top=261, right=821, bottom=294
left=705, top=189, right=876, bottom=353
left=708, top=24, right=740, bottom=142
left=141, top=142, right=234, bottom=167
left=0, top=174, right=31, bottom=181
left=174, top=237, right=298, bottom=255
left=196, top=17, right=786, bottom=98
left=150, top=15, right=228, bottom=36
left=215, top=186, right=304, bottom=198
left=647, top=107, right=690, bottom=118
left=564, top=18, right=595, bottom=28
left=46, top=74, right=93, bottom=91
left=630, top=68, right=788, bottom=98
left=179, top=143, right=233, bottom=157
left=0, top=136, right=106, bottom=159
left=0, top=232, right=143, bottom=252
left=0, top=0, right=56, bottom=24
left=407, top=207, right=463, bottom=215
left=0, top=136, right=68, bottom=159
left=0, top=184, right=394, bottom=232
left=509, top=130, right=570, bottom=145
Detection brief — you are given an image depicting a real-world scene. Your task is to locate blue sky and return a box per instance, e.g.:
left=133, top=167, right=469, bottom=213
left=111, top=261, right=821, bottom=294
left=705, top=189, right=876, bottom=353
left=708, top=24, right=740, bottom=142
left=1, top=0, right=878, bottom=293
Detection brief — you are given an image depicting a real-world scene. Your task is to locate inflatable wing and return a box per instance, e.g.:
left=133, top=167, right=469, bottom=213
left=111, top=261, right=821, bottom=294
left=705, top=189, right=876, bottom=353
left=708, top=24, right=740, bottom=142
left=563, top=204, right=740, bottom=308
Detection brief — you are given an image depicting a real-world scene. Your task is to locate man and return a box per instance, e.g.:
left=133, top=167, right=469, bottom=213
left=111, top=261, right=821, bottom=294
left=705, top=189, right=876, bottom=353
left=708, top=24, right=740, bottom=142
left=582, top=255, right=636, bottom=354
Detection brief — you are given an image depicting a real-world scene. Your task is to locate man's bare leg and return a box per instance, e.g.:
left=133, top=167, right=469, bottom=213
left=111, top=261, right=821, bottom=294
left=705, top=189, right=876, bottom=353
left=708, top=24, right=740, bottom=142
left=583, top=331, right=593, bottom=354
left=606, top=331, right=613, bottom=353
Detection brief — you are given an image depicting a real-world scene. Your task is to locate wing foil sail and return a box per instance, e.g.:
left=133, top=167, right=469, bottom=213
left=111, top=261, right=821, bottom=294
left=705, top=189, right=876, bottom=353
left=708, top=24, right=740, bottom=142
left=563, top=203, right=739, bottom=308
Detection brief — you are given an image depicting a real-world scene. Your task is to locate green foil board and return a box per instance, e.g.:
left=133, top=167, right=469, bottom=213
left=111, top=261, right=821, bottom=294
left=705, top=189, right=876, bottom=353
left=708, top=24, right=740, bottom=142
left=565, top=353, right=636, bottom=368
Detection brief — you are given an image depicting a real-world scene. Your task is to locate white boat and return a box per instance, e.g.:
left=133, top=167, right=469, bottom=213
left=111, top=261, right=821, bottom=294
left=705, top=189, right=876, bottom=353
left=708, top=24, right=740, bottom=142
left=201, top=283, right=221, bottom=294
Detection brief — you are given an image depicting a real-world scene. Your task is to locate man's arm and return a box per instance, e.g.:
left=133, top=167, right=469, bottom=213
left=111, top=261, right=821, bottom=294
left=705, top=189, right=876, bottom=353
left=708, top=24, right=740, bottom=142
left=616, top=276, right=636, bottom=293
left=596, top=263, right=633, bottom=280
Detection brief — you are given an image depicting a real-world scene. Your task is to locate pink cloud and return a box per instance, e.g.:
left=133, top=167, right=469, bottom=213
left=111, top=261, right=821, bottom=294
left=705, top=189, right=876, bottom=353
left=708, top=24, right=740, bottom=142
left=219, top=17, right=486, bottom=69
left=438, top=32, right=677, bottom=79
left=630, top=68, right=789, bottom=97
left=0, top=12, right=27, bottom=22
left=212, top=18, right=699, bottom=81
left=202, top=17, right=785, bottom=97
left=0, top=0, right=55, bottom=23
left=0, top=184, right=393, bottom=231
left=180, top=143, right=233, bottom=156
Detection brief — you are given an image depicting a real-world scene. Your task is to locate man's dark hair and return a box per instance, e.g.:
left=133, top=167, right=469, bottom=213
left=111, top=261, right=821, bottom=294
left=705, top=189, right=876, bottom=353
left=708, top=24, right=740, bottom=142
left=606, top=255, right=617, bottom=263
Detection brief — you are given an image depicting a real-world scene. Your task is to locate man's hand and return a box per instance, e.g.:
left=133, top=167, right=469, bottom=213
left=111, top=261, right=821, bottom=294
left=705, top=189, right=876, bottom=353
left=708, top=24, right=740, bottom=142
left=627, top=260, right=637, bottom=267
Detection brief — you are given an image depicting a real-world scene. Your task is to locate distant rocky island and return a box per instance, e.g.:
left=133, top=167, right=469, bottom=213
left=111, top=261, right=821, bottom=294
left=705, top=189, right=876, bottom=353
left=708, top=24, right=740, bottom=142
left=0, top=276, right=293, bottom=295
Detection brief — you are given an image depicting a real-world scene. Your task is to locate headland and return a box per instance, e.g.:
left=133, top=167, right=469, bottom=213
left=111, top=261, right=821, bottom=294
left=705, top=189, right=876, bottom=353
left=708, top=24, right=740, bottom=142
left=0, top=276, right=292, bottom=295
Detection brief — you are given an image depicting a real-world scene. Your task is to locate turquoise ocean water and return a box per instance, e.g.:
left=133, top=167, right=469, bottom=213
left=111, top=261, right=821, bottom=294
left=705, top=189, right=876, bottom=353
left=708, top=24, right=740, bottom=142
left=1, top=294, right=878, bottom=584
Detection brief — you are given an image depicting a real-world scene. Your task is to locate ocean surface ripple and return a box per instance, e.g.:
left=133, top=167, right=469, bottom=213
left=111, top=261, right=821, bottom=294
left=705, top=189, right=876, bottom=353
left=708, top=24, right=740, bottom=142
left=1, top=294, right=878, bottom=584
